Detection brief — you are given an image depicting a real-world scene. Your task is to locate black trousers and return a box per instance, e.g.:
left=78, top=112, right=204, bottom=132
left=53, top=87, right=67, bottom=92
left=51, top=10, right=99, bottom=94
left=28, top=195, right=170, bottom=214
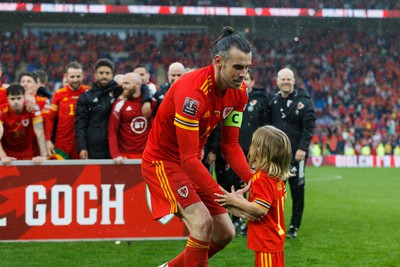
left=287, top=159, right=306, bottom=229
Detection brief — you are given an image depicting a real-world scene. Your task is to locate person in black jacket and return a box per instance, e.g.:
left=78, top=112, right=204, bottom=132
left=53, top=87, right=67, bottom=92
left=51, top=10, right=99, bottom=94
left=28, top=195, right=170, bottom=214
left=267, top=67, right=316, bottom=238
left=75, top=58, right=152, bottom=159
left=152, top=62, right=185, bottom=116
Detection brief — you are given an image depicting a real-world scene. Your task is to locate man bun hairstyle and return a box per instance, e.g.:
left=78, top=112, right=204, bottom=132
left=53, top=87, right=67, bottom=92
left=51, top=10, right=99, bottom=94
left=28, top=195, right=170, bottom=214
left=211, top=26, right=251, bottom=60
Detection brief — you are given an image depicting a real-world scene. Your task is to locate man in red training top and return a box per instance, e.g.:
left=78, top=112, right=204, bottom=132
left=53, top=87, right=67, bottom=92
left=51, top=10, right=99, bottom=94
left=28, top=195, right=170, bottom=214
left=108, top=72, right=155, bottom=164
left=142, top=26, right=260, bottom=267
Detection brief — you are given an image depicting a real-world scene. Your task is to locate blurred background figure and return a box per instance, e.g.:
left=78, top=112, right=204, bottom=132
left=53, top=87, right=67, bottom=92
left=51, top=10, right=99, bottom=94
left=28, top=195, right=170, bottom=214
left=153, top=62, right=185, bottom=116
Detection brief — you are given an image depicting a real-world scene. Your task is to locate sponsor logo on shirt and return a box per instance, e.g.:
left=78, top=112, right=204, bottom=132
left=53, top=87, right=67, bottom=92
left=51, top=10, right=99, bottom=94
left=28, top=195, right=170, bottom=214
left=182, top=97, right=199, bottom=117
left=130, top=116, right=148, bottom=134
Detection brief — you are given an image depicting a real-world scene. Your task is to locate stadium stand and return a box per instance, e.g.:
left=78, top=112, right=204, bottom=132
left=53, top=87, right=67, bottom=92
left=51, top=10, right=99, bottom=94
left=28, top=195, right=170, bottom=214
left=0, top=29, right=398, bottom=155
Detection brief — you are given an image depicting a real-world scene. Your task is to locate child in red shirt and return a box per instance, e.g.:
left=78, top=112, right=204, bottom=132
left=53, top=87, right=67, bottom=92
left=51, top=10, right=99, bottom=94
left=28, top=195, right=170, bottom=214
left=215, top=125, right=293, bottom=267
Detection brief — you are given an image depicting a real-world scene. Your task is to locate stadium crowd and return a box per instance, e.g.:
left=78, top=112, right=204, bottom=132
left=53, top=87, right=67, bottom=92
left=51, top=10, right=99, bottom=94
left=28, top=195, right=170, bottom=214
left=0, top=29, right=399, bottom=160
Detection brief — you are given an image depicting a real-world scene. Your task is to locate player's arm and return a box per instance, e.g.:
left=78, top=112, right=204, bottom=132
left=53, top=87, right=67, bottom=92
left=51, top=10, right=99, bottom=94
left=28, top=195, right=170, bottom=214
left=75, top=94, right=89, bottom=157
left=0, top=142, right=15, bottom=166
left=215, top=185, right=267, bottom=218
left=32, top=115, right=48, bottom=158
left=45, top=97, right=59, bottom=155
left=108, top=101, right=123, bottom=164
left=0, top=122, right=15, bottom=166
left=299, top=96, right=316, bottom=152
left=176, top=122, right=221, bottom=198
left=220, top=110, right=253, bottom=183
left=140, top=84, right=152, bottom=117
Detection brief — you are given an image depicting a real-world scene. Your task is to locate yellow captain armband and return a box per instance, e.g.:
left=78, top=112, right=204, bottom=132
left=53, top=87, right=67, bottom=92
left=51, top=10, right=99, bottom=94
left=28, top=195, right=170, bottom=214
left=222, top=110, right=243, bottom=127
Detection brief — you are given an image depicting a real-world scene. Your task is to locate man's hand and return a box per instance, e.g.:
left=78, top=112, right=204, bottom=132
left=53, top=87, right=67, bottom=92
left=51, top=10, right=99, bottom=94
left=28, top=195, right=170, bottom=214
left=295, top=149, right=306, bottom=161
left=113, top=156, right=125, bottom=165
left=46, top=140, right=55, bottom=156
left=79, top=150, right=88, bottom=159
left=32, top=156, right=46, bottom=165
left=205, top=151, right=217, bottom=166
left=24, top=94, right=36, bottom=112
left=1, top=156, right=16, bottom=166
left=141, top=102, right=151, bottom=118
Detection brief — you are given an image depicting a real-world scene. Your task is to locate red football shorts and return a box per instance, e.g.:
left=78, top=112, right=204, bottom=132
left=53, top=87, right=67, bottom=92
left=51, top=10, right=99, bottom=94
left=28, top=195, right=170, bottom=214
left=141, top=158, right=227, bottom=220
left=254, top=251, right=284, bottom=267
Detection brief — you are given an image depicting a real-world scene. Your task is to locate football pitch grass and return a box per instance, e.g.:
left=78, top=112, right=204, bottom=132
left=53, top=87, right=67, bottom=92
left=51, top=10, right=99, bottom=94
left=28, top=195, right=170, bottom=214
left=1, top=167, right=399, bottom=266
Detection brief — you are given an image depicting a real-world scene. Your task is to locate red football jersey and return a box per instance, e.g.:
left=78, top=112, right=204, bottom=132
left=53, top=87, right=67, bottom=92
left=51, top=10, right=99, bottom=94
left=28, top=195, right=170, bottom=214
left=143, top=64, right=249, bottom=198
left=45, top=84, right=89, bottom=144
left=0, top=87, right=6, bottom=109
left=0, top=105, right=43, bottom=159
left=108, top=96, right=154, bottom=158
left=247, top=171, right=286, bottom=253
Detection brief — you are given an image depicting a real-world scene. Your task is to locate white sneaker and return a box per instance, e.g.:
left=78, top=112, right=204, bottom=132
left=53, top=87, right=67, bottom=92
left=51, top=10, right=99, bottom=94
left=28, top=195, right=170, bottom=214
left=158, top=263, right=168, bottom=267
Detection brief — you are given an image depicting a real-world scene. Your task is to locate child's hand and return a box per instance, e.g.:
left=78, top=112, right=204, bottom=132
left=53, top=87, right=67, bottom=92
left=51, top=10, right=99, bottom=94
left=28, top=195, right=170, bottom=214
left=215, top=186, right=245, bottom=206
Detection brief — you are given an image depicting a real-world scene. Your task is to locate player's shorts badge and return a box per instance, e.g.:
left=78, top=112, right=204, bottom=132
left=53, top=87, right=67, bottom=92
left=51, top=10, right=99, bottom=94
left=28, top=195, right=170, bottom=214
left=177, top=186, right=189, bottom=198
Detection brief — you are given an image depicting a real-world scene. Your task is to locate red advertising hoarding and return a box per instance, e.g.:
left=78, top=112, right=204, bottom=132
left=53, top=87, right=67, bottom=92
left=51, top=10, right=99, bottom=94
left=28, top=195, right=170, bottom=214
left=0, top=160, right=188, bottom=241
left=1, top=156, right=398, bottom=241
left=0, top=3, right=399, bottom=18
left=308, top=155, right=400, bottom=167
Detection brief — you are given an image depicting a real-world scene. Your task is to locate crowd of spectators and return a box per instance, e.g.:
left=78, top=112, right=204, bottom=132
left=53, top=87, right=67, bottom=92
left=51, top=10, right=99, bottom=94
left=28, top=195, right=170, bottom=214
left=1, top=29, right=399, bottom=156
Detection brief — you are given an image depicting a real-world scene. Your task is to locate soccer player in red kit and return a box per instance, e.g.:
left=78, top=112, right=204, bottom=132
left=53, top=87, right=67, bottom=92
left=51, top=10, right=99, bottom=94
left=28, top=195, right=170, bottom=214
left=141, top=26, right=260, bottom=267
left=108, top=72, right=155, bottom=164
left=45, top=62, right=90, bottom=159
left=0, top=84, right=47, bottom=166
left=215, top=126, right=292, bottom=267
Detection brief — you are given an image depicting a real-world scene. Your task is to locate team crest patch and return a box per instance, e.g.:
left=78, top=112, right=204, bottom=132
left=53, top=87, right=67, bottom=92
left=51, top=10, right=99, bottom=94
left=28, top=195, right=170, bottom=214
left=177, top=186, right=189, bottom=198
left=182, top=97, right=199, bottom=117
left=297, top=101, right=305, bottom=109
left=223, top=107, right=234, bottom=119
left=21, top=119, right=30, bottom=127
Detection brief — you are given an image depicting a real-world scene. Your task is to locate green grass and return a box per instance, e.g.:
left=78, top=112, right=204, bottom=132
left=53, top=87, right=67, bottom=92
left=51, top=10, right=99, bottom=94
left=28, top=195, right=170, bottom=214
left=1, top=167, right=399, bottom=266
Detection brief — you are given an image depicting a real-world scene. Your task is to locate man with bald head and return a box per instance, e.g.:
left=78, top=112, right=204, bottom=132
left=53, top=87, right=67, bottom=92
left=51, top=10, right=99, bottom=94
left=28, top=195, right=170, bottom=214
left=152, top=62, right=186, bottom=115
left=267, top=67, right=316, bottom=238
left=108, top=72, right=155, bottom=164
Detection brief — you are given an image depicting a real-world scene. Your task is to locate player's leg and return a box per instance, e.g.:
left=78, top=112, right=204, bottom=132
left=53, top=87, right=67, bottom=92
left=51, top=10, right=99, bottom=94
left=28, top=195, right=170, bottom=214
left=287, top=160, right=305, bottom=238
left=175, top=202, right=214, bottom=266
left=142, top=159, right=213, bottom=266
left=198, top=185, right=236, bottom=259
left=208, top=212, right=236, bottom=258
